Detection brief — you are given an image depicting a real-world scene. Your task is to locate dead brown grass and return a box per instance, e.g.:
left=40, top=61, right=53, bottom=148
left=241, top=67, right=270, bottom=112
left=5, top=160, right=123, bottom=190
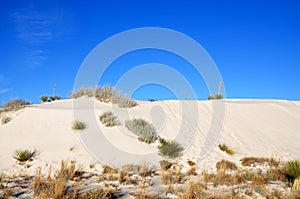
left=216, top=159, right=238, bottom=171
left=241, top=157, right=279, bottom=167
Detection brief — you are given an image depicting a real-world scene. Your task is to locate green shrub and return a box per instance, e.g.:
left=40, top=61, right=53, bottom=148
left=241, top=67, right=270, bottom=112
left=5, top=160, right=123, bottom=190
left=72, top=120, right=87, bottom=131
left=282, top=160, right=300, bottom=182
left=214, top=94, right=223, bottom=99
left=159, top=140, right=184, bottom=159
left=125, top=119, right=157, bottom=144
left=13, top=149, right=35, bottom=162
left=54, top=96, right=61, bottom=100
left=40, top=96, right=48, bottom=102
left=99, top=111, right=120, bottom=127
left=1, top=116, right=11, bottom=125
left=49, top=96, right=56, bottom=101
left=208, top=95, right=215, bottom=100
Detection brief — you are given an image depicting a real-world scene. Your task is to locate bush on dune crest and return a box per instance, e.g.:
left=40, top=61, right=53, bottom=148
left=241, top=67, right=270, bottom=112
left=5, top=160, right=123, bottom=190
left=1, top=99, right=31, bottom=112
left=72, top=120, right=87, bottom=131
left=70, top=85, right=137, bottom=108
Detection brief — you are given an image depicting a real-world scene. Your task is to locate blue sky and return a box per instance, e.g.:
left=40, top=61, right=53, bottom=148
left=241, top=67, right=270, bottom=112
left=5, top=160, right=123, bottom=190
left=0, top=0, right=299, bottom=104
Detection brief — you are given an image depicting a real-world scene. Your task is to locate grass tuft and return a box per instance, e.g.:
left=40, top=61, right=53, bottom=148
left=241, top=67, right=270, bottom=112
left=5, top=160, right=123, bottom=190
left=159, top=140, right=184, bottom=159
left=72, top=120, right=87, bottom=131
left=1, top=116, right=11, bottom=125
left=241, top=157, right=279, bottom=167
left=125, top=118, right=157, bottom=144
left=99, top=111, right=120, bottom=127
left=218, top=144, right=234, bottom=155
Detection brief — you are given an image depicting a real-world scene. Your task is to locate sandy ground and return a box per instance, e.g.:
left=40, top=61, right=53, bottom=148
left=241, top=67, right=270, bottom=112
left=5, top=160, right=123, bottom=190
left=0, top=98, right=299, bottom=174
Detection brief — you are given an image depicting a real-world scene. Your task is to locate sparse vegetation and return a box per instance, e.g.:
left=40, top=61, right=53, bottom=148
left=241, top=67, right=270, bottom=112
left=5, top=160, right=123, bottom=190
left=99, top=111, right=120, bottom=127
left=282, top=160, right=300, bottom=183
left=1, top=116, right=11, bottom=125
left=216, top=160, right=238, bottom=171
left=1, top=99, right=31, bottom=112
left=40, top=95, right=48, bottom=102
left=208, top=94, right=224, bottom=100
left=218, top=144, right=234, bottom=155
left=159, top=140, right=184, bottom=159
left=13, top=149, right=36, bottom=162
left=125, top=118, right=157, bottom=144
left=72, top=120, right=87, bottom=131
left=70, top=86, right=137, bottom=108
left=241, top=157, right=279, bottom=167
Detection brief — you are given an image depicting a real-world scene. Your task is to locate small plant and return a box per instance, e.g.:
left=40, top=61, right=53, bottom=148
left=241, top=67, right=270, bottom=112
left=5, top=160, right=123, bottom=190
left=241, top=157, right=279, bottom=167
left=159, top=140, right=184, bottom=159
left=214, top=94, right=223, bottom=99
left=50, top=96, right=56, bottom=101
left=187, top=160, right=196, bottom=167
left=216, top=160, right=238, bottom=171
left=208, top=95, right=215, bottom=100
left=125, top=118, right=157, bottom=144
left=72, top=120, right=87, bottom=131
left=218, top=144, right=234, bottom=155
left=54, top=96, right=61, bottom=100
left=0, top=173, right=4, bottom=183
left=1, top=116, right=11, bottom=125
left=2, top=99, right=31, bottom=112
left=99, top=111, right=120, bottom=127
left=40, top=95, right=48, bottom=102
left=13, top=149, right=35, bottom=162
left=282, top=160, right=300, bottom=183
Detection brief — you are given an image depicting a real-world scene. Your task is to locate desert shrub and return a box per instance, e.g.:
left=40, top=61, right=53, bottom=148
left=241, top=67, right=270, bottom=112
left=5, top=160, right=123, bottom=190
left=95, top=85, right=117, bottom=103
left=2, top=99, right=31, bottom=112
left=57, top=160, right=84, bottom=180
left=241, top=157, right=279, bottom=167
left=159, top=160, right=173, bottom=171
left=54, top=96, right=61, bottom=100
left=216, top=160, right=238, bottom=171
left=208, top=95, right=215, bottom=100
left=182, top=181, right=206, bottom=198
left=13, top=149, right=36, bottom=162
left=251, top=175, right=266, bottom=186
left=111, top=92, right=137, bottom=108
left=282, top=160, right=300, bottom=183
left=40, top=96, right=48, bottom=102
left=72, top=120, right=87, bottom=131
left=125, top=118, right=157, bottom=144
left=159, top=140, right=184, bottom=159
left=266, top=168, right=286, bottom=182
left=218, top=144, right=234, bottom=155
left=50, top=96, right=56, bottom=101
left=1, top=116, right=11, bottom=125
left=69, top=87, right=98, bottom=98
left=99, top=111, right=120, bottom=127
left=214, top=94, right=223, bottom=99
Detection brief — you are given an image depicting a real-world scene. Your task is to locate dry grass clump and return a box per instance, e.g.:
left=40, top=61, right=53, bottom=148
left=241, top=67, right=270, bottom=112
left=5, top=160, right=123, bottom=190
left=125, top=118, right=157, bottom=144
left=251, top=175, right=266, bottom=187
left=99, top=111, right=120, bottom=127
left=216, top=160, right=238, bottom=171
left=182, top=181, right=207, bottom=199
left=218, top=144, right=234, bottom=155
left=241, top=157, right=279, bottom=167
left=266, top=168, right=286, bottom=182
left=1, top=116, right=11, bottom=125
left=1, top=99, right=31, bottom=112
left=208, top=94, right=224, bottom=100
left=13, top=149, right=36, bottom=163
left=161, top=164, right=184, bottom=185
left=158, top=140, right=184, bottom=159
left=70, top=86, right=137, bottom=108
left=72, top=120, right=87, bottom=131
left=56, top=160, right=84, bottom=180
left=78, top=188, right=119, bottom=199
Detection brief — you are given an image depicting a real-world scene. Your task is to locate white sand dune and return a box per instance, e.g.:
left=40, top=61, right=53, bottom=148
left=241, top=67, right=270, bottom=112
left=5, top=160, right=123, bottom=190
left=0, top=98, right=299, bottom=173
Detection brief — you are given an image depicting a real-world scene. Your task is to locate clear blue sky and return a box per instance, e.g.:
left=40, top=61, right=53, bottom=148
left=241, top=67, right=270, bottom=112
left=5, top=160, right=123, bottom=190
left=0, top=0, right=299, bottom=104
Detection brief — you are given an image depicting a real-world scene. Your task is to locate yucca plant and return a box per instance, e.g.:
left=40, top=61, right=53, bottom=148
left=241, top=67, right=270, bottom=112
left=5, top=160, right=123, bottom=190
left=72, top=120, right=87, bottom=131
left=159, top=140, right=184, bottom=159
left=13, top=149, right=35, bottom=162
left=1, top=116, right=11, bottom=125
left=99, top=111, right=120, bottom=127
left=40, top=96, right=48, bottom=103
left=282, top=160, right=300, bottom=183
